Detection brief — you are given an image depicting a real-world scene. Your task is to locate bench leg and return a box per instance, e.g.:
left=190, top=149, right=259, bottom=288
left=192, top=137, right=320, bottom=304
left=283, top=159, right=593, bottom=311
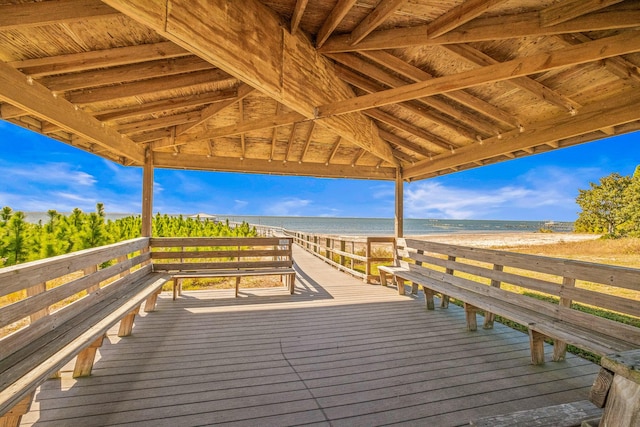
left=397, top=278, right=406, bottom=295
left=0, top=392, right=34, bottom=427
left=289, top=274, right=296, bottom=295
left=235, top=276, right=241, bottom=297
left=173, top=278, right=180, bottom=301
left=118, top=306, right=140, bottom=337
left=440, top=294, right=450, bottom=308
left=464, top=303, right=478, bottom=331
left=144, top=288, right=162, bottom=312
left=528, top=329, right=546, bottom=365
left=73, top=334, right=106, bottom=377
left=483, top=312, right=496, bottom=329
left=379, top=271, right=388, bottom=287
left=424, top=288, right=435, bottom=310
left=411, top=283, right=419, bottom=295
left=553, top=339, right=568, bottom=362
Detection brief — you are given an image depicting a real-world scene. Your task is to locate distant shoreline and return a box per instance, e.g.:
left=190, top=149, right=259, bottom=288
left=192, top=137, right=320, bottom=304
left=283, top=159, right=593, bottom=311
left=411, top=232, right=599, bottom=248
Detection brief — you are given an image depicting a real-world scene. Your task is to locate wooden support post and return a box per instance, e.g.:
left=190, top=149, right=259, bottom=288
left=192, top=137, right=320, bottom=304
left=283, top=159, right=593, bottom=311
left=554, top=276, right=576, bottom=361
left=350, top=241, right=355, bottom=270
left=117, top=254, right=130, bottom=278
left=464, top=303, right=478, bottom=331
left=379, top=270, right=389, bottom=287
left=84, top=264, right=99, bottom=293
left=483, top=264, right=503, bottom=329
left=412, top=248, right=424, bottom=295
left=73, top=334, right=106, bottom=377
left=396, top=277, right=405, bottom=295
left=173, top=278, right=181, bottom=300
left=395, top=168, right=404, bottom=238
left=0, top=392, right=34, bottom=427
left=528, top=328, right=546, bottom=365
left=339, top=240, right=346, bottom=266
left=235, top=276, right=241, bottom=297
left=141, top=148, right=154, bottom=238
left=600, top=350, right=640, bottom=426
left=118, top=306, right=140, bottom=337
left=365, top=238, right=372, bottom=284
left=144, top=288, right=161, bottom=312
left=288, top=273, right=296, bottom=294
left=590, top=367, right=615, bottom=408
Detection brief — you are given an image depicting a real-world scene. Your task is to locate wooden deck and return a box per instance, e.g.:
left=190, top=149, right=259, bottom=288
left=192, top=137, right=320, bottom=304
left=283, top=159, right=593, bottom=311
left=21, top=246, right=599, bottom=427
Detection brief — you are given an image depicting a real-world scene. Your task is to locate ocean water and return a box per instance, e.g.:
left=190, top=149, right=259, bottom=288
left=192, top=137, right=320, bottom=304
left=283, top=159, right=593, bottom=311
left=219, top=215, right=574, bottom=236
left=22, top=212, right=573, bottom=236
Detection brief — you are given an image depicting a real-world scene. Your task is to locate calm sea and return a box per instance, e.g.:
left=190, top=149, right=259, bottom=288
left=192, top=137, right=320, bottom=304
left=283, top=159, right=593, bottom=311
left=23, top=212, right=573, bottom=236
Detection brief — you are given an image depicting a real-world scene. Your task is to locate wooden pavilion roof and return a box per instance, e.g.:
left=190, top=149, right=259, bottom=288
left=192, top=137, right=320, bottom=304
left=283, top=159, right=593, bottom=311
left=1, top=0, right=639, bottom=182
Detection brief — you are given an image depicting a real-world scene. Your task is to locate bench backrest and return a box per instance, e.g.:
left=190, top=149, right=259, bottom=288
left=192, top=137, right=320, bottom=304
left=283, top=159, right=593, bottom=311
left=0, top=237, right=152, bottom=360
left=150, top=237, right=294, bottom=272
left=396, top=238, right=640, bottom=347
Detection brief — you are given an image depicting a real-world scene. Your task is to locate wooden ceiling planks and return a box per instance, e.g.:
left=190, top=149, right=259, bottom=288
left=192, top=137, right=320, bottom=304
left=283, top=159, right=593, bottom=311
left=0, top=0, right=638, bottom=180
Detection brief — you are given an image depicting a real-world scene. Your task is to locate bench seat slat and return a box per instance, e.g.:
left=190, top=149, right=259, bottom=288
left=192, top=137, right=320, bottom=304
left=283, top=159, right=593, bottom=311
left=470, top=400, right=602, bottom=427
left=172, top=268, right=296, bottom=278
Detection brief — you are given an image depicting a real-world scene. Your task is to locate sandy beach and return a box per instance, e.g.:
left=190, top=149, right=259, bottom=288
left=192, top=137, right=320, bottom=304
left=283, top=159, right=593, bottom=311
left=410, top=232, right=600, bottom=248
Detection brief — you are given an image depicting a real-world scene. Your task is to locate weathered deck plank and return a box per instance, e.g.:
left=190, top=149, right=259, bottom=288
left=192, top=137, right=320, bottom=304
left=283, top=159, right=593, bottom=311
left=21, top=245, right=599, bottom=426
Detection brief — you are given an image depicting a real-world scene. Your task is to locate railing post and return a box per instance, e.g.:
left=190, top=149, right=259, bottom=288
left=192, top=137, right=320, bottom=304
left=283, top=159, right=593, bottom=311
left=340, top=239, right=346, bottom=266
left=365, top=238, right=372, bottom=283
left=350, top=241, right=355, bottom=270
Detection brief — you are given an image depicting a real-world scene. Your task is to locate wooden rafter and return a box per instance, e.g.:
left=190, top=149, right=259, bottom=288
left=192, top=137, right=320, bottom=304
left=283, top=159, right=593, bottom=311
left=378, top=129, right=433, bottom=158
left=0, top=61, right=144, bottom=163
left=103, top=0, right=397, bottom=165
left=290, top=0, right=309, bottom=35
left=366, top=109, right=456, bottom=151
left=319, top=5, right=640, bottom=52
left=39, top=56, right=214, bottom=92
left=326, top=137, right=342, bottom=165
left=316, top=0, right=358, bottom=48
left=540, top=0, right=623, bottom=27
left=8, top=42, right=189, bottom=78
left=299, top=121, right=315, bottom=163
left=270, top=103, right=280, bottom=161
left=351, top=148, right=366, bottom=166
left=284, top=122, right=297, bottom=162
left=0, top=0, right=118, bottom=30
left=359, top=50, right=520, bottom=128
left=427, top=0, right=508, bottom=39
left=117, top=111, right=202, bottom=134
left=404, top=90, right=640, bottom=180
left=318, top=31, right=640, bottom=117
left=239, top=99, right=246, bottom=159
left=349, top=0, right=406, bottom=46
left=175, top=84, right=255, bottom=136
left=93, top=90, right=237, bottom=122
left=67, top=69, right=235, bottom=105
left=334, top=64, right=480, bottom=141
left=442, top=44, right=581, bottom=112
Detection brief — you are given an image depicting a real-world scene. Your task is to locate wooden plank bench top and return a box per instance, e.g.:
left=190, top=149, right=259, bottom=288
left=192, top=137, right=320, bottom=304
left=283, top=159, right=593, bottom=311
left=469, top=399, right=602, bottom=427
left=380, top=238, right=640, bottom=365
left=0, top=238, right=170, bottom=426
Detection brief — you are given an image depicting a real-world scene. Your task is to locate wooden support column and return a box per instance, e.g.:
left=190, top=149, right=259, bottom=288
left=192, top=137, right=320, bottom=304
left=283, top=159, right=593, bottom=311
left=0, top=392, right=34, bottom=427
left=554, top=276, right=575, bottom=361
left=73, top=334, right=105, bottom=378
left=141, top=147, right=154, bottom=238
left=395, top=168, right=403, bottom=238
left=483, top=264, right=503, bottom=329
left=528, top=329, right=546, bottom=365
left=118, top=306, right=140, bottom=337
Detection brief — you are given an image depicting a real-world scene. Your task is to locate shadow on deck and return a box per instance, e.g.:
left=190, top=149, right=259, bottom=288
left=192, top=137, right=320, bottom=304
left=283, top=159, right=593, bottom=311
left=21, top=246, right=599, bottom=426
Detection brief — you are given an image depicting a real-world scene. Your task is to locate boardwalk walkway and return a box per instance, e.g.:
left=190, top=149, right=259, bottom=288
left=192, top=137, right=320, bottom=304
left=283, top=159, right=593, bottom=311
left=21, top=246, right=599, bottom=426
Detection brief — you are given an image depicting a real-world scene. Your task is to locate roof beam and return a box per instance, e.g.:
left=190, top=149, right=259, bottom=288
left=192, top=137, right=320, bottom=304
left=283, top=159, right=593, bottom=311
left=442, top=44, right=581, bottom=113
left=104, top=0, right=397, bottom=165
left=404, top=90, right=640, bottom=180
left=9, top=42, right=189, bottom=78
left=153, top=152, right=396, bottom=180
left=319, top=5, right=640, bottom=53
left=426, top=0, right=509, bottom=39
left=67, top=69, right=235, bottom=104
left=318, top=31, right=640, bottom=117
left=540, top=0, right=623, bottom=27
left=378, top=129, right=433, bottom=158
left=349, top=0, right=406, bottom=45
left=0, top=61, right=144, bottom=163
left=0, top=0, right=119, bottom=30
left=316, top=0, right=358, bottom=48
left=290, top=0, right=309, bottom=35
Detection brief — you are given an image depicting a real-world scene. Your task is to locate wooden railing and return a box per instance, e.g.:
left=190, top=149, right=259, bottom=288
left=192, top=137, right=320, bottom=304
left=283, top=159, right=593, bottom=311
left=283, top=230, right=395, bottom=283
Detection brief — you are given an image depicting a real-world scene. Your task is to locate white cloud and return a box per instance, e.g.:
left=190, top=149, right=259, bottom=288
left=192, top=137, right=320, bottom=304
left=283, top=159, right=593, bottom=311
left=234, top=199, right=248, bottom=209
left=405, top=166, right=588, bottom=220
left=264, top=198, right=312, bottom=216
left=0, top=162, right=97, bottom=187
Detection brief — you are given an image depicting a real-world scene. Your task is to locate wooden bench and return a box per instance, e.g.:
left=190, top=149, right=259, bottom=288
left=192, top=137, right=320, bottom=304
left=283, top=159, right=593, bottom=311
left=150, top=237, right=296, bottom=298
left=380, top=238, right=640, bottom=365
left=470, top=349, right=640, bottom=426
left=0, top=237, right=170, bottom=426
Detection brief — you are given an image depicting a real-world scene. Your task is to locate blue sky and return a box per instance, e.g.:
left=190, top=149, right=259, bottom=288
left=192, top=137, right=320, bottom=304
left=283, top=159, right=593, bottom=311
left=1, top=119, right=638, bottom=221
